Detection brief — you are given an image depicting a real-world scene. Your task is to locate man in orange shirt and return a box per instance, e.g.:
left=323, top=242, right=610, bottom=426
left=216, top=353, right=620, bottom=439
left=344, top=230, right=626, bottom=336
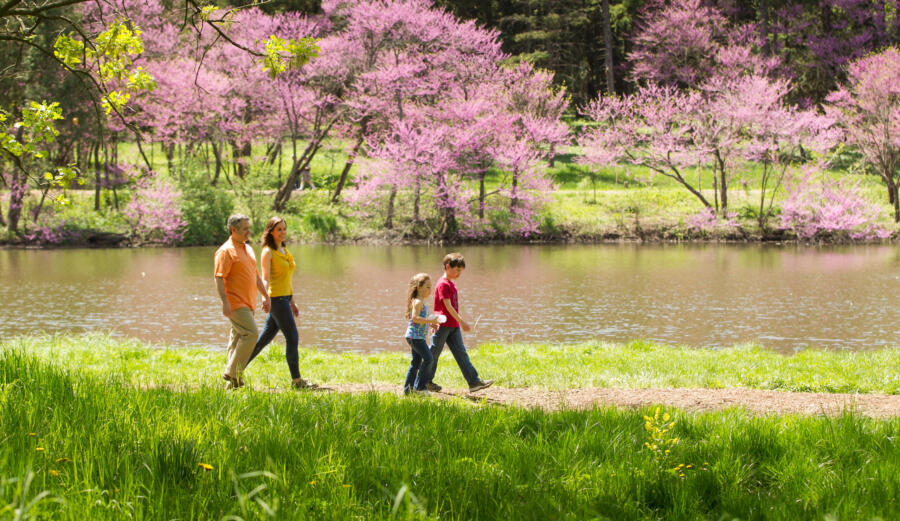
left=215, top=214, right=271, bottom=389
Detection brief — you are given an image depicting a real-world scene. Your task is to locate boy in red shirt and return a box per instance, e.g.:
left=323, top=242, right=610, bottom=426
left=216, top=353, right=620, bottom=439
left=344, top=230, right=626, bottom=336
left=420, top=252, right=493, bottom=393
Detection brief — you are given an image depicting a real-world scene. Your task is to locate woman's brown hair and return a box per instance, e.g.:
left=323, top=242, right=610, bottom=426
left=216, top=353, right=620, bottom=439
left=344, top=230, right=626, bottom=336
left=261, top=216, right=286, bottom=250
left=405, top=273, right=431, bottom=319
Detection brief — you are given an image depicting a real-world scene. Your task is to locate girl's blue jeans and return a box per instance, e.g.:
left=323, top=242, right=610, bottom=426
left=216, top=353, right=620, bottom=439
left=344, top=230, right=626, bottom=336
left=404, top=337, right=433, bottom=393
left=247, top=295, right=301, bottom=379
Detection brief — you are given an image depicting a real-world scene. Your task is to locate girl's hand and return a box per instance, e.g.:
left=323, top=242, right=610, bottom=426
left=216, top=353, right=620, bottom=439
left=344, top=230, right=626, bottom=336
left=290, top=301, right=299, bottom=318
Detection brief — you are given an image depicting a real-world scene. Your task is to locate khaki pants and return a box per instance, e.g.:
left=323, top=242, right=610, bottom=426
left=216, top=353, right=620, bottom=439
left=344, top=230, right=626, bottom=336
left=224, top=307, right=258, bottom=379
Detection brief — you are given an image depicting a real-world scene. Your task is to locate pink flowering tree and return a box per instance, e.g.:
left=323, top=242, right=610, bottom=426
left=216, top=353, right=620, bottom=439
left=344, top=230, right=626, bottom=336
left=825, top=47, right=900, bottom=222
left=334, top=0, right=567, bottom=238
left=779, top=166, right=890, bottom=240
left=123, top=174, right=187, bottom=245
left=628, top=0, right=779, bottom=89
left=578, top=84, right=714, bottom=209
left=579, top=70, right=833, bottom=220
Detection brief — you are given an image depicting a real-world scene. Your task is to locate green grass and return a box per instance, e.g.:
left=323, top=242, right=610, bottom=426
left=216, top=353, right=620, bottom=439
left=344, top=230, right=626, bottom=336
left=3, top=344, right=900, bottom=520
left=6, top=334, right=900, bottom=394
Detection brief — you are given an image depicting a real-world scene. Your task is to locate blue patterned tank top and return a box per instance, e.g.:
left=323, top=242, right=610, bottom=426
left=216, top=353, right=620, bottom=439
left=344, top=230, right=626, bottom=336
left=405, top=302, right=429, bottom=339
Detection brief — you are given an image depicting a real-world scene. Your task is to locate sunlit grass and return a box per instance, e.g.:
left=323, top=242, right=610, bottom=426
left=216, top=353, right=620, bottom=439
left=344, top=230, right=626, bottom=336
left=2, top=346, right=899, bottom=520
left=5, top=333, right=900, bottom=394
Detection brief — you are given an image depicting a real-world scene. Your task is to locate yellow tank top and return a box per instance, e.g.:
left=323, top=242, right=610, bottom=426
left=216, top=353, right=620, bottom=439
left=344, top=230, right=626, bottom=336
left=265, top=246, right=295, bottom=297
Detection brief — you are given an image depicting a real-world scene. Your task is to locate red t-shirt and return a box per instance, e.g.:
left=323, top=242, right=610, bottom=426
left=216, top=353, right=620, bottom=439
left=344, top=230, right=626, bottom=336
left=433, top=276, right=459, bottom=328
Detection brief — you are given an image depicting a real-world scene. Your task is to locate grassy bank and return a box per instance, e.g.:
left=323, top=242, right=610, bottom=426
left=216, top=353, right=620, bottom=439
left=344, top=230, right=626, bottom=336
left=4, top=138, right=897, bottom=246
left=6, top=334, right=900, bottom=394
left=3, top=345, right=900, bottom=520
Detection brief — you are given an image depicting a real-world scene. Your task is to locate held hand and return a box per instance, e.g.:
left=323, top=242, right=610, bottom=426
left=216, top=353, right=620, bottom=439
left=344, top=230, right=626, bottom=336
left=262, top=298, right=271, bottom=313
left=290, top=301, right=299, bottom=318
left=222, top=302, right=233, bottom=318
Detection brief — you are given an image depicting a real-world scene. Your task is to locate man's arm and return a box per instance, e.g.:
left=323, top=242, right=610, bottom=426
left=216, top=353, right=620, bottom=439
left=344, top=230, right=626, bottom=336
left=215, top=276, right=232, bottom=318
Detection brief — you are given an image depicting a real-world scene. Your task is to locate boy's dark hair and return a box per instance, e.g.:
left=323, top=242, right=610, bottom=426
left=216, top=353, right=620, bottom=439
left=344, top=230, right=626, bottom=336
left=443, top=252, right=466, bottom=269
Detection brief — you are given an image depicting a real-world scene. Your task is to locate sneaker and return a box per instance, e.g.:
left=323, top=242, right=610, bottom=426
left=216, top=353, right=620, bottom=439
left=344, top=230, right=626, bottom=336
left=468, top=379, right=493, bottom=393
left=413, top=389, right=431, bottom=396
left=291, top=377, right=318, bottom=390
left=424, top=382, right=442, bottom=392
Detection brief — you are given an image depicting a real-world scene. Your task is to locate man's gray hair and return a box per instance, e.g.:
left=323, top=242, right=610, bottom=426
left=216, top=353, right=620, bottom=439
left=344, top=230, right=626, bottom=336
left=227, top=213, right=250, bottom=231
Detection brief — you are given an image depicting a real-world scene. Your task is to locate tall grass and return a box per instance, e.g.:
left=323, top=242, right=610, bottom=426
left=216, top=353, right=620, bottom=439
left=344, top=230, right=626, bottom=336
left=1, top=349, right=898, bottom=520
left=5, top=334, right=900, bottom=394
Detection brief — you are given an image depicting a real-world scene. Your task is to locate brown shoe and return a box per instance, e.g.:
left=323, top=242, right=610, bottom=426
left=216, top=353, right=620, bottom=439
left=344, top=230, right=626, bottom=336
left=223, top=374, right=245, bottom=389
left=468, top=379, right=493, bottom=393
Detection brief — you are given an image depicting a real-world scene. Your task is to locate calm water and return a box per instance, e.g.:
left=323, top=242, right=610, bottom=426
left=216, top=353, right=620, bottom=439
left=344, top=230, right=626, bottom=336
left=2, top=244, right=900, bottom=353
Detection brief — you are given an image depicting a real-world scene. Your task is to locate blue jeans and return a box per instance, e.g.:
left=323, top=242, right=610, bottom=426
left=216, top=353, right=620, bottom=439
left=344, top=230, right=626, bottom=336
left=422, top=326, right=478, bottom=386
left=247, top=296, right=300, bottom=379
left=404, top=337, right=433, bottom=393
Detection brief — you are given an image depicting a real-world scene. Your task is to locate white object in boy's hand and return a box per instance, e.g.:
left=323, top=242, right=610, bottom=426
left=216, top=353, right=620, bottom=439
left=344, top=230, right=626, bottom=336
left=436, top=314, right=447, bottom=324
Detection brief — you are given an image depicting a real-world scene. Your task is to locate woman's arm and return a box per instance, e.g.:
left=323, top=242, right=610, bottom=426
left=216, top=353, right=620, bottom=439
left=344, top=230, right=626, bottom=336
left=260, top=248, right=272, bottom=294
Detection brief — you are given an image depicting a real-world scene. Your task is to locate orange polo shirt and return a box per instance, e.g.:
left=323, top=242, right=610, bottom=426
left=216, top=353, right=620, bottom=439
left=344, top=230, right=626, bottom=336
left=214, top=238, right=259, bottom=311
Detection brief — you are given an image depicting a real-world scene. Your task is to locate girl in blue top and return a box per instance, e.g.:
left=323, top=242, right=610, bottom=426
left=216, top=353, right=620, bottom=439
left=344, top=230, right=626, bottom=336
left=404, top=273, right=441, bottom=395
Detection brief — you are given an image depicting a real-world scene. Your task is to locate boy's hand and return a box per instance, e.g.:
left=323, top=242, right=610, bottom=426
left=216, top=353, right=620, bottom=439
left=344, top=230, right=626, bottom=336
left=460, top=320, right=471, bottom=332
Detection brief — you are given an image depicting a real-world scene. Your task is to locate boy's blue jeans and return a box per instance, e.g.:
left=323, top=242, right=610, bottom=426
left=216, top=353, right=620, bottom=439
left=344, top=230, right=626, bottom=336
left=422, top=326, right=478, bottom=386
left=404, top=337, right=433, bottom=392
left=247, top=295, right=301, bottom=380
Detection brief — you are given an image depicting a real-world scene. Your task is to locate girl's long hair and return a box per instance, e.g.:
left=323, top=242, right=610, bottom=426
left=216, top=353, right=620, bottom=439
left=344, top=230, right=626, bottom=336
left=261, top=216, right=286, bottom=250
left=405, top=273, right=431, bottom=319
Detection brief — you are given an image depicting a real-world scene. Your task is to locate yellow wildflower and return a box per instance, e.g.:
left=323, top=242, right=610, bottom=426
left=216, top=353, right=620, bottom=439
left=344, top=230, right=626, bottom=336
left=55, top=457, right=72, bottom=463
left=198, top=463, right=213, bottom=471
left=309, top=480, right=317, bottom=485
left=50, top=470, right=59, bottom=476
left=35, top=447, right=44, bottom=452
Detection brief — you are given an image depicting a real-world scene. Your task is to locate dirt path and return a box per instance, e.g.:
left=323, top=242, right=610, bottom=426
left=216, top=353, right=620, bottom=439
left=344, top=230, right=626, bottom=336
left=308, top=384, right=900, bottom=418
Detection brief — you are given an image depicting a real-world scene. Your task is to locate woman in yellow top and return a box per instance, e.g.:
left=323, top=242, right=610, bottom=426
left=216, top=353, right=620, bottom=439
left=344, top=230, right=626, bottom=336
left=246, top=216, right=316, bottom=389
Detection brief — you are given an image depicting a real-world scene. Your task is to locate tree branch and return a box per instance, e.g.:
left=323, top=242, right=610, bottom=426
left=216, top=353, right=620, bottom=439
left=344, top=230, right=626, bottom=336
left=5, top=0, right=90, bottom=16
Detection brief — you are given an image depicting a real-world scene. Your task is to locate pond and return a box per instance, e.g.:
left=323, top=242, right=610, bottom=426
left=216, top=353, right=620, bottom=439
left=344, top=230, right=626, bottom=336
left=2, top=244, right=899, bottom=353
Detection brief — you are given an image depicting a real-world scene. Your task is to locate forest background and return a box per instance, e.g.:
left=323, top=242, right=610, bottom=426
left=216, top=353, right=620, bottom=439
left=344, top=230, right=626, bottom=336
left=1, top=0, right=899, bottom=245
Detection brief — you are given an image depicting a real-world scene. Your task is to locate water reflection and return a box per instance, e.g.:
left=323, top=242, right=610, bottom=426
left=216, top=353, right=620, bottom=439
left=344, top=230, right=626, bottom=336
left=1, top=244, right=898, bottom=353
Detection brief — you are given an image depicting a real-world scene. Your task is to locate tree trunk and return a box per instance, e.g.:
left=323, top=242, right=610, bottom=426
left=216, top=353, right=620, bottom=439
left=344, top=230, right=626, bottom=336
left=273, top=139, right=325, bottom=211
left=715, top=150, right=728, bottom=213
left=165, top=143, right=174, bottom=173
left=211, top=142, right=224, bottom=186
left=332, top=123, right=368, bottom=203
left=231, top=140, right=252, bottom=179
left=602, top=0, right=615, bottom=94
left=511, top=169, right=519, bottom=209
left=413, top=178, right=421, bottom=222
left=760, top=0, right=770, bottom=55
left=718, top=167, right=728, bottom=213
left=888, top=179, right=900, bottom=222
left=479, top=172, right=486, bottom=219
left=93, top=142, right=101, bottom=211
left=266, top=142, right=282, bottom=165
left=6, top=170, right=25, bottom=234
left=385, top=185, right=397, bottom=229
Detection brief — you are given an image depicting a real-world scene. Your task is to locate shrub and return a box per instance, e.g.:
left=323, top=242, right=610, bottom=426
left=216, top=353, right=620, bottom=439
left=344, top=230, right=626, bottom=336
left=179, top=177, right=234, bottom=246
left=123, top=177, right=186, bottom=245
